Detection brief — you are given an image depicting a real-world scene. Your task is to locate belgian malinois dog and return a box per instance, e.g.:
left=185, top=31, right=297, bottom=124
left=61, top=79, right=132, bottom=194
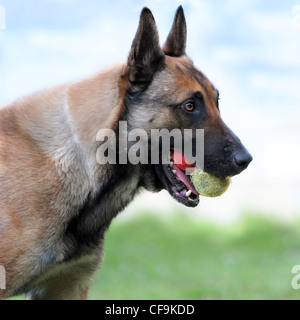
left=0, top=6, right=252, bottom=300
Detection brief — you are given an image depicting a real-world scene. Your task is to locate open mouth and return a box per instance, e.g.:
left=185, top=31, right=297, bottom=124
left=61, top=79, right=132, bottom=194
left=154, top=152, right=200, bottom=208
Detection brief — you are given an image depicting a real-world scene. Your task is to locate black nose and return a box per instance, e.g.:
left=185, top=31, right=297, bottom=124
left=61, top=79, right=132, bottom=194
left=233, top=149, right=253, bottom=171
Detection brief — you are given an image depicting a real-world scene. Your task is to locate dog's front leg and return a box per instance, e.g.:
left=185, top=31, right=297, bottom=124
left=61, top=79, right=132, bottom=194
left=25, top=254, right=103, bottom=300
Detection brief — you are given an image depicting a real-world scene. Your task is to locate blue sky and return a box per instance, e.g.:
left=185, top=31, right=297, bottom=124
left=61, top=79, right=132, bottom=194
left=0, top=0, right=300, bottom=222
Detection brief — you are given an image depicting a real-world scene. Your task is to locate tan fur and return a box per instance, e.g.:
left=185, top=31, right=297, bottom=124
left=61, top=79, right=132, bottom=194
left=67, top=65, right=127, bottom=152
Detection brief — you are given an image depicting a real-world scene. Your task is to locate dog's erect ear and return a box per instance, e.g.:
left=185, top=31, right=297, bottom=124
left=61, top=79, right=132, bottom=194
left=128, top=8, right=164, bottom=85
left=163, top=6, right=187, bottom=57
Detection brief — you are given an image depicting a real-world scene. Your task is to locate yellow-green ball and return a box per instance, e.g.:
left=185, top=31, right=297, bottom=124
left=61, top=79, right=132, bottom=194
left=191, top=168, right=231, bottom=197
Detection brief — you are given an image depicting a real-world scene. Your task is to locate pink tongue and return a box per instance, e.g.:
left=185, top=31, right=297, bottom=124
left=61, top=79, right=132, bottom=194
left=173, top=165, right=199, bottom=196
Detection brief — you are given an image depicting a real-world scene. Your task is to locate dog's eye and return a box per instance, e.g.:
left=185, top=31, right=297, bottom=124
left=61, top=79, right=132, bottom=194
left=184, top=102, right=195, bottom=112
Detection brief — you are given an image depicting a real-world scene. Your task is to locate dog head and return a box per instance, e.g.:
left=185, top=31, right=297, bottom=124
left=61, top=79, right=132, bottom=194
left=121, top=7, right=252, bottom=207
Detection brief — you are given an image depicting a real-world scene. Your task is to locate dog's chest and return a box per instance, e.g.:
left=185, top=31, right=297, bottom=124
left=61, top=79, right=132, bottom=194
left=63, top=166, right=141, bottom=259
left=24, top=167, right=141, bottom=295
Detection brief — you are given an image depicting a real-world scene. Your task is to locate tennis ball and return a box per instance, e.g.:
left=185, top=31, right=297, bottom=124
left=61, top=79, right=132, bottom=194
left=191, top=168, right=231, bottom=197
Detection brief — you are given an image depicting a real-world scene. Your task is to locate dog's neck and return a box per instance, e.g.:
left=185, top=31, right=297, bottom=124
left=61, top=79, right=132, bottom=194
left=12, top=64, right=131, bottom=207
left=67, top=64, right=127, bottom=157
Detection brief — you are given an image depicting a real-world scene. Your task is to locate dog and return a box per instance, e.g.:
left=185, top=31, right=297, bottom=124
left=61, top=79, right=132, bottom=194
left=0, top=6, right=252, bottom=300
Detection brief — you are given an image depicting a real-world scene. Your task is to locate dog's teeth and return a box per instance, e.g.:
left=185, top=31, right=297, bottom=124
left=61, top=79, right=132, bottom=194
left=170, top=161, right=174, bottom=168
left=185, top=190, right=192, bottom=197
left=172, top=169, right=177, bottom=175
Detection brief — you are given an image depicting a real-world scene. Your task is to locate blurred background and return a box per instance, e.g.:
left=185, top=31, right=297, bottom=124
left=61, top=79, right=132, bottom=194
left=1, top=0, right=300, bottom=299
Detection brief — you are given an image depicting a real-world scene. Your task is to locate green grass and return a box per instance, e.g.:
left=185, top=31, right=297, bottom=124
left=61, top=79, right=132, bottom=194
left=10, top=212, right=300, bottom=300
